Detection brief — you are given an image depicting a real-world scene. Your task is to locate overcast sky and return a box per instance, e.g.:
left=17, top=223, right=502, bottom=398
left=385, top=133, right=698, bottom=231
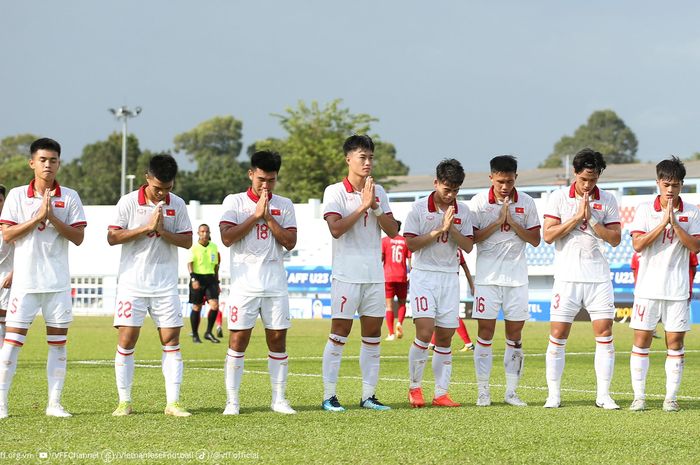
left=2, top=1, right=699, bottom=175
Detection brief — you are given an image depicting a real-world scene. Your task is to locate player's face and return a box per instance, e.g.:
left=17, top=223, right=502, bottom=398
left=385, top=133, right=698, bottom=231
left=657, top=178, right=682, bottom=204
left=573, top=168, right=599, bottom=195
left=198, top=225, right=211, bottom=243
left=29, top=149, right=60, bottom=183
left=433, top=180, right=461, bottom=207
left=249, top=168, right=277, bottom=196
left=346, top=149, right=373, bottom=178
left=489, top=171, right=517, bottom=200
left=144, top=175, right=173, bottom=203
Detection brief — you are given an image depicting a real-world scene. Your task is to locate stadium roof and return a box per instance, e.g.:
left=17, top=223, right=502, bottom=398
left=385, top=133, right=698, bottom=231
left=386, top=160, right=700, bottom=193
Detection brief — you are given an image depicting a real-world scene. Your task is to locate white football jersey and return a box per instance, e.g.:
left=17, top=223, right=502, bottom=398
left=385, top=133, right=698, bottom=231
left=403, top=192, right=473, bottom=273
left=630, top=196, right=700, bottom=300
left=544, top=184, right=620, bottom=283
left=322, top=178, right=393, bottom=283
left=110, top=186, right=192, bottom=297
left=0, top=181, right=86, bottom=293
left=469, top=187, right=540, bottom=286
left=0, top=227, right=13, bottom=282
left=220, top=189, right=297, bottom=296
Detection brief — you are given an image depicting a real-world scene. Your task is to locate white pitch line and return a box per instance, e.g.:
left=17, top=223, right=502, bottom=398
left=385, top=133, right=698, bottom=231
left=73, top=359, right=700, bottom=401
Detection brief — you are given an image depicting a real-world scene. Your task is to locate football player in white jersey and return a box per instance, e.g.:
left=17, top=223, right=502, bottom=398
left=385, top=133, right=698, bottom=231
left=404, top=158, right=473, bottom=408
left=628, top=157, right=700, bottom=412
left=0, top=185, right=13, bottom=352
left=0, top=138, right=86, bottom=419
left=321, top=135, right=398, bottom=412
left=108, top=154, right=193, bottom=417
left=469, top=156, right=541, bottom=407
left=219, top=150, right=298, bottom=415
left=542, top=148, right=622, bottom=409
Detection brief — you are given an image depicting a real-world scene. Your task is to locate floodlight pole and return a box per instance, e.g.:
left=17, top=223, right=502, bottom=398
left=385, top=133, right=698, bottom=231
left=109, top=105, right=142, bottom=197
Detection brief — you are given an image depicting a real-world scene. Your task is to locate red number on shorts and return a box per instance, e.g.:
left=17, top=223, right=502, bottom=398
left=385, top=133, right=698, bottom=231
left=634, top=303, right=646, bottom=322
left=229, top=305, right=239, bottom=323
left=9, top=297, right=17, bottom=314
left=116, top=301, right=132, bottom=319
left=436, top=232, right=449, bottom=243
left=552, top=293, right=560, bottom=310
left=414, top=296, right=428, bottom=312
left=662, top=228, right=675, bottom=244
left=476, top=296, right=485, bottom=313
left=500, top=223, right=511, bottom=232
left=256, top=224, right=269, bottom=240
left=340, top=296, right=347, bottom=313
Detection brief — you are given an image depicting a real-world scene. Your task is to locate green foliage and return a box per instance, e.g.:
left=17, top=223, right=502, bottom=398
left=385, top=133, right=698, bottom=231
left=0, top=134, right=38, bottom=189
left=541, top=110, right=639, bottom=168
left=4, top=318, right=700, bottom=465
left=173, top=116, right=249, bottom=203
left=685, top=152, right=700, bottom=161
left=253, top=100, right=409, bottom=203
left=60, top=133, right=142, bottom=204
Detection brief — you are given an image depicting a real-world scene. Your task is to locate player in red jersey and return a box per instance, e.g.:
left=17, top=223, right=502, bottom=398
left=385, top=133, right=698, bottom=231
left=382, top=220, right=411, bottom=341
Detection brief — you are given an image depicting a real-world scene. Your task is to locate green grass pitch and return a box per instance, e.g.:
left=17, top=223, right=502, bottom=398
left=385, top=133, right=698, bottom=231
left=1, top=317, right=699, bottom=464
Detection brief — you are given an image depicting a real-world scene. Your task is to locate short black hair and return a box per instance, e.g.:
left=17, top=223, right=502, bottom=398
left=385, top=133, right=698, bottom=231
left=148, top=153, right=178, bottom=183
left=30, top=138, right=61, bottom=158
left=343, top=134, right=374, bottom=155
left=490, top=155, right=518, bottom=174
left=656, top=156, right=686, bottom=182
left=436, top=158, right=465, bottom=187
left=251, top=150, right=282, bottom=173
left=198, top=223, right=210, bottom=230
left=395, top=220, right=402, bottom=232
left=572, top=148, right=606, bottom=175
left=0, top=184, right=6, bottom=197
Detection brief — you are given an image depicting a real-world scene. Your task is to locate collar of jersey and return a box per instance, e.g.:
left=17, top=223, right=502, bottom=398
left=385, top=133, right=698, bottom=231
left=137, top=185, right=171, bottom=206
left=428, top=191, right=459, bottom=213
left=568, top=183, right=600, bottom=200
left=247, top=187, right=272, bottom=202
left=488, top=186, right=519, bottom=204
left=654, top=195, right=684, bottom=212
left=27, top=179, right=61, bottom=198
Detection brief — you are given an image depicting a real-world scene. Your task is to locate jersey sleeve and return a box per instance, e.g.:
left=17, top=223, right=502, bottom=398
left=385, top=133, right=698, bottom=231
left=467, top=196, right=483, bottom=229
left=403, top=204, right=421, bottom=238
left=603, top=195, right=621, bottom=225
left=67, top=191, right=87, bottom=228
left=458, top=204, right=474, bottom=237
left=525, top=197, right=541, bottom=230
left=0, top=188, right=20, bottom=225
left=322, top=185, right=343, bottom=219
left=282, top=199, right=297, bottom=230
left=377, top=186, right=392, bottom=216
left=689, top=208, right=700, bottom=236
left=629, top=203, right=649, bottom=235
left=220, top=195, right=238, bottom=226
left=175, top=202, right=192, bottom=234
left=543, top=190, right=562, bottom=221
left=110, top=196, right=131, bottom=230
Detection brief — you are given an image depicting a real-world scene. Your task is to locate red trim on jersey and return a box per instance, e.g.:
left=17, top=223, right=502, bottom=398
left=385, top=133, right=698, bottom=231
left=630, top=230, right=646, bottom=235
left=4, top=339, right=23, bottom=347
left=543, top=214, right=561, bottom=221
left=342, top=177, right=355, bottom=193
left=427, top=192, right=459, bottom=213
left=268, top=354, right=288, bottom=360
left=27, top=179, right=61, bottom=198
left=108, top=225, right=123, bottom=230
left=177, top=230, right=193, bottom=235
left=403, top=233, right=418, bottom=238
left=0, top=219, right=17, bottom=226
left=71, top=221, right=87, bottom=228
left=568, top=183, right=600, bottom=200
left=219, top=221, right=237, bottom=227
left=286, top=227, right=298, bottom=231
left=527, top=225, right=541, bottom=230
left=137, top=185, right=171, bottom=206
left=323, top=212, right=342, bottom=219
left=604, top=221, right=621, bottom=226
left=246, top=187, right=273, bottom=203
left=653, top=195, right=684, bottom=212
left=488, top=186, right=519, bottom=204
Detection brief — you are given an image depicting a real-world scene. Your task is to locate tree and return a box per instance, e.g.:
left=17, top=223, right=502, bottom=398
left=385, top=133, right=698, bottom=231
left=252, top=99, right=409, bottom=202
left=60, top=133, right=142, bottom=204
left=540, top=110, right=639, bottom=168
left=0, top=134, right=38, bottom=189
left=173, top=116, right=249, bottom=203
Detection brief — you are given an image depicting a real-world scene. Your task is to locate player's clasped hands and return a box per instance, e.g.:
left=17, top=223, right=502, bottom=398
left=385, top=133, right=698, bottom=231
left=499, top=196, right=511, bottom=226
left=577, top=192, right=591, bottom=224
left=362, top=176, right=376, bottom=210
left=149, top=201, right=164, bottom=233
left=255, top=188, right=270, bottom=221
left=441, top=206, right=455, bottom=232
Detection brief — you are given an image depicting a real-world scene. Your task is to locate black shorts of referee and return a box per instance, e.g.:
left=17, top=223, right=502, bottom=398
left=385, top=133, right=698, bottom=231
left=189, top=274, right=220, bottom=304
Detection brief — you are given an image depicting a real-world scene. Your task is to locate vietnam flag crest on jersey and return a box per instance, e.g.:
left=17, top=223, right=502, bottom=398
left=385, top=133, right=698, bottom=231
left=166, top=209, right=176, bottom=217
